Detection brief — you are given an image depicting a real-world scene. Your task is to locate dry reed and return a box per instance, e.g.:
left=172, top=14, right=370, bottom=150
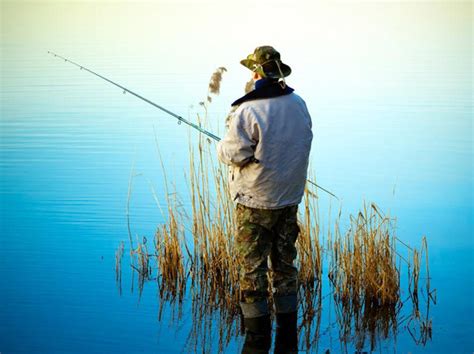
left=115, top=241, right=124, bottom=295
left=208, top=67, right=227, bottom=96
left=328, top=203, right=401, bottom=350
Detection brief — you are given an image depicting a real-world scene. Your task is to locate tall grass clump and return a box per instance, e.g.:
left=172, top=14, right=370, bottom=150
left=155, top=211, right=186, bottom=304
left=329, top=203, right=400, bottom=306
left=328, top=203, right=400, bottom=350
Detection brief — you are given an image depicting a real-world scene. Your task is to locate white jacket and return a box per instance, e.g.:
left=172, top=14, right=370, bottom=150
left=217, top=90, right=313, bottom=209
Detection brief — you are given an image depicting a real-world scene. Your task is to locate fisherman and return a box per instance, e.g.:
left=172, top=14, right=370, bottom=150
left=217, top=46, right=313, bottom=353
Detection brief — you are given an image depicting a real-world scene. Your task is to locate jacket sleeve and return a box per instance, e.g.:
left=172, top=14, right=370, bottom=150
left=217, top=107, right=258, bottom=167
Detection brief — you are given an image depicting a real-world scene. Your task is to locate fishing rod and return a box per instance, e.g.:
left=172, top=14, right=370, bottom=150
left=47, top=51, right=339, bottom=200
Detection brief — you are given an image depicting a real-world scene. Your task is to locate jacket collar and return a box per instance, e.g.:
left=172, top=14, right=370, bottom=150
left=231, top=79, right=294, bottom=107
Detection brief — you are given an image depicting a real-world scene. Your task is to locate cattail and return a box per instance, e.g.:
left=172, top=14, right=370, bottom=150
left=207, top=67, right=227, bottom=100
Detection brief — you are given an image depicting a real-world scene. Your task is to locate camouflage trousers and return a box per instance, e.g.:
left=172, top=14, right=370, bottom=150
left=235, top=203, right=300, bottom=317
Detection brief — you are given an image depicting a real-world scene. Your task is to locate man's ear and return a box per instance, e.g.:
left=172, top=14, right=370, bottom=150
left=252, top=71, right=261, bottom=81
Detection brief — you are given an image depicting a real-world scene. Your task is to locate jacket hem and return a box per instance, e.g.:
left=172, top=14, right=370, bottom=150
left=235, top=199, right=300, bottom=210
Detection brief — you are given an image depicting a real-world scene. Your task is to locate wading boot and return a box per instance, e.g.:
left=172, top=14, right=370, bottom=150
left=242, top=314, right=272, bottom=354
left=274, top=311, right=298, bottom=354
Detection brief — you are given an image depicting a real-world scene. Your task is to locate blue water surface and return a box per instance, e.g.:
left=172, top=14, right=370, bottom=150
left=1, top=2, right=472, bottom=353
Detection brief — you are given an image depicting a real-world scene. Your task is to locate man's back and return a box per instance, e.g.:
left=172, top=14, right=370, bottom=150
left=218, top=90, right=313, bottom=209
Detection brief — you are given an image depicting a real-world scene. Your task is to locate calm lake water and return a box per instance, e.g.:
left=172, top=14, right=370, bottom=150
left=1, top=1, right=472, bottom=353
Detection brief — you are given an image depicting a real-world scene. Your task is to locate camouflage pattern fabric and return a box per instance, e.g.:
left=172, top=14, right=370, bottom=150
left=235, top=203, right=300, bottom=304
left=240, top=45, right=292, bottom=79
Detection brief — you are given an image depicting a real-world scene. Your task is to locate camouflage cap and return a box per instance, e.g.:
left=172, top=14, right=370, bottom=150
left=240, top=46, right=292, bottom=79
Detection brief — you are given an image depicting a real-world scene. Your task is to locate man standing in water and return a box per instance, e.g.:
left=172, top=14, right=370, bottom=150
left=217, top=46, right=313, bottom=353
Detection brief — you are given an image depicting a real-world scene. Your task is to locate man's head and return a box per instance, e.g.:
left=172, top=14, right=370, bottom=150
left=240, top=46, right=291, bottom=80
